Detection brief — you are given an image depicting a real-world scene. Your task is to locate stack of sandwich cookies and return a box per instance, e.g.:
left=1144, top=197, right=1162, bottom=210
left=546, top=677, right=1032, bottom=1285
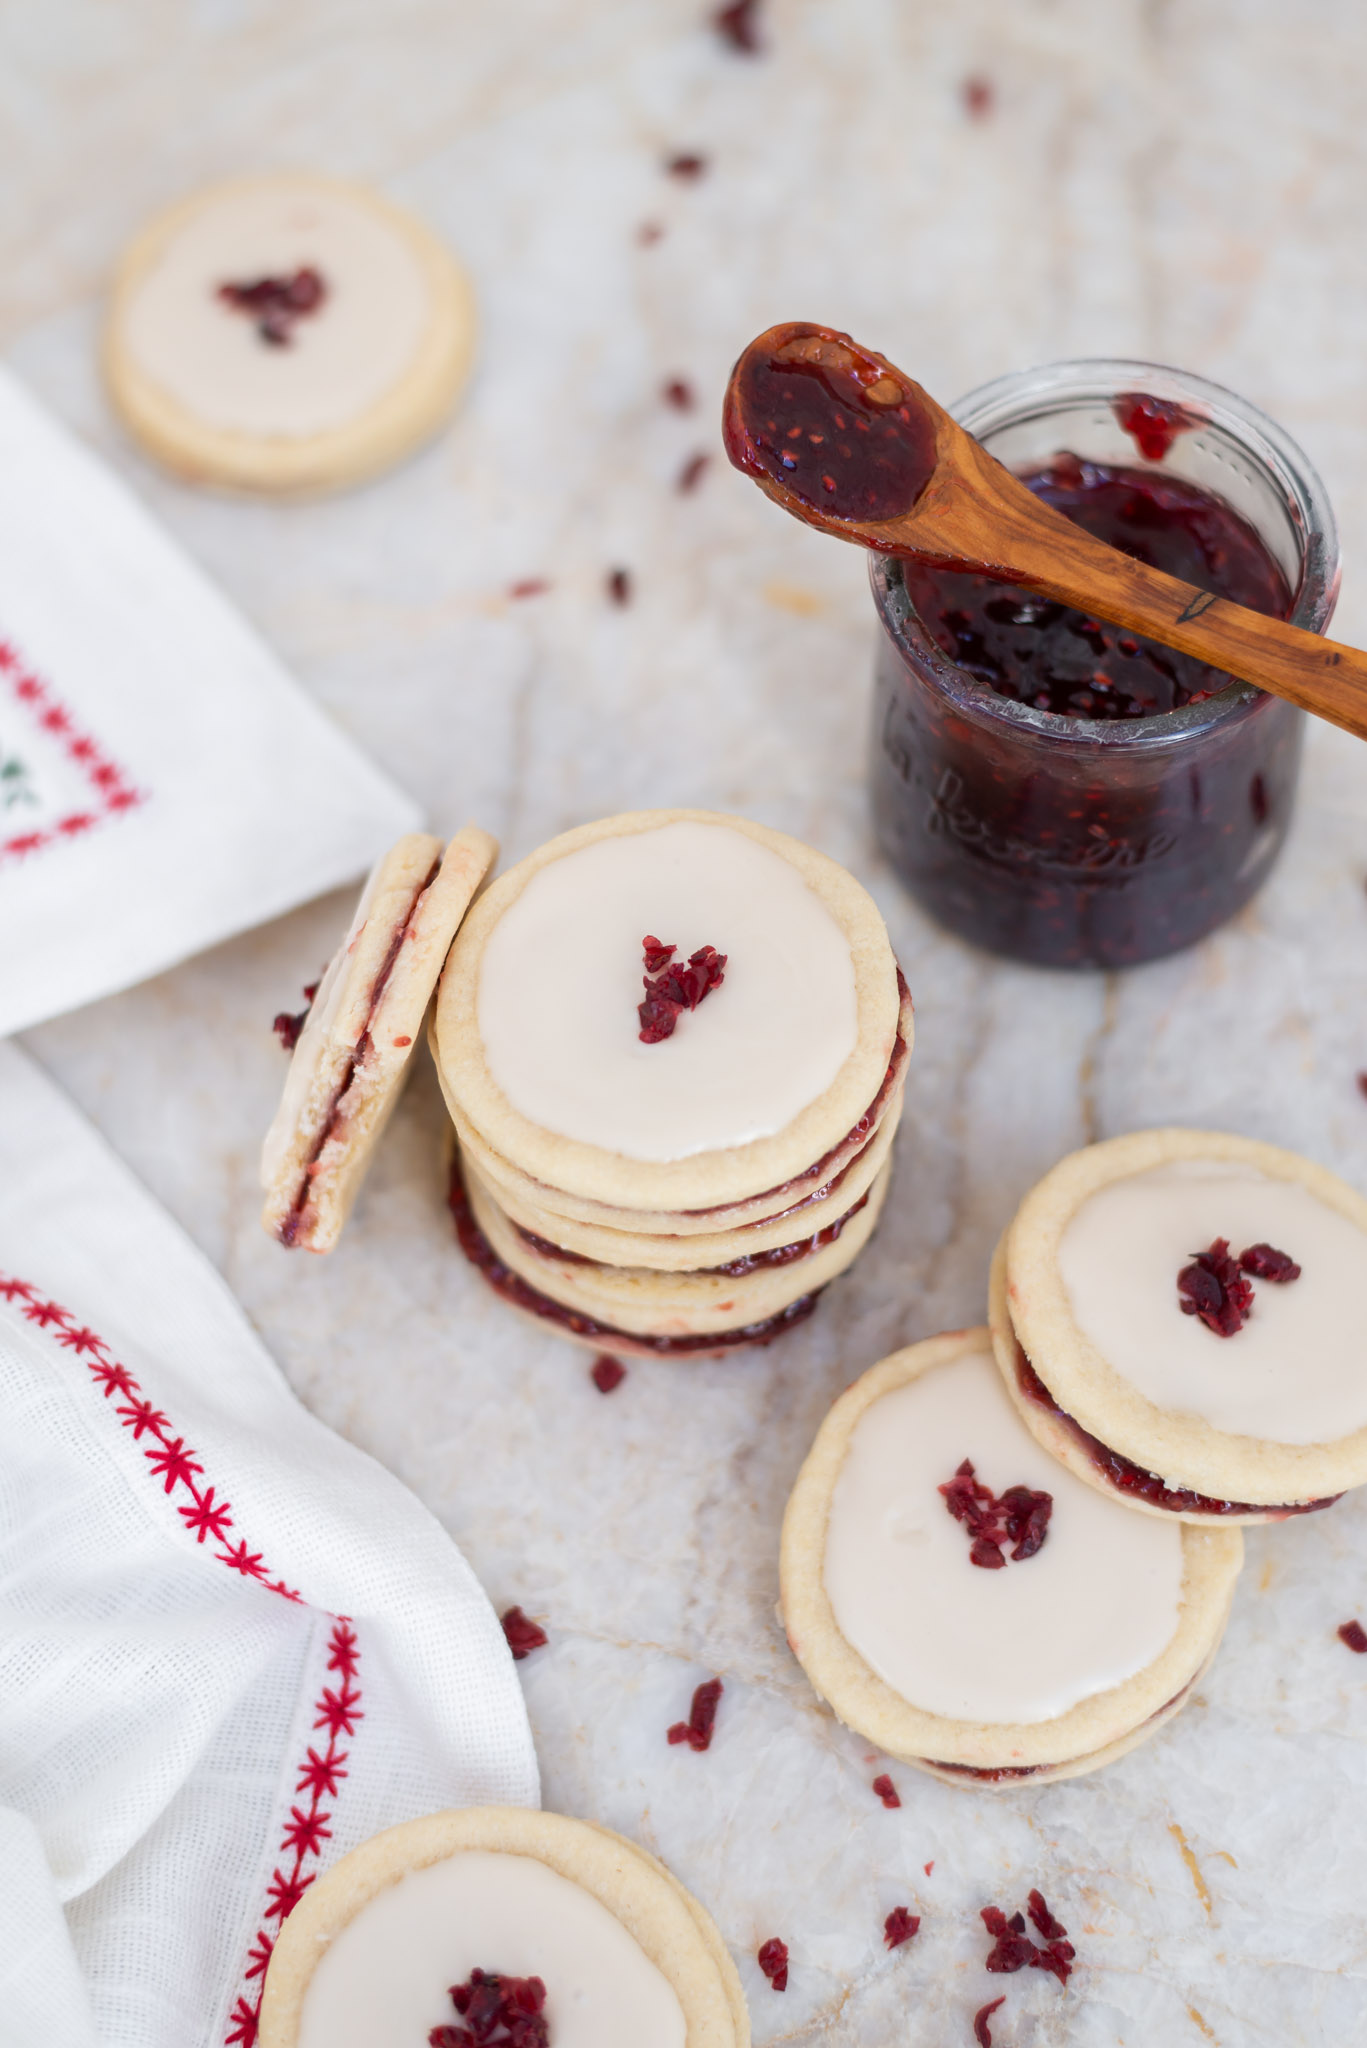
left=261, top=826, right=497, bottom=1253
left=106, top=173, right=477, bottom=494
left=431, top=811, right=910, bottom=1357
left=780, top=1329, right=1243, bottom=1784
left=990, top=1129, right=1367, bottom=1522
left=258, top=1806, right=748, bottom=2048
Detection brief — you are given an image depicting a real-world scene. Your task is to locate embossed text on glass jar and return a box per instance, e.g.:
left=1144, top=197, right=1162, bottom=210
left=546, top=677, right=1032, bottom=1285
left=869, top=360, right=1339, bottom=969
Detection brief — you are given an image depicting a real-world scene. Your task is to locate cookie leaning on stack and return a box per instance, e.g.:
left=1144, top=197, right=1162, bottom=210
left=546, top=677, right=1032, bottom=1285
left=258, top=1806, right=748, bottom=2047
left=431, top=810, right=910, bottom=1358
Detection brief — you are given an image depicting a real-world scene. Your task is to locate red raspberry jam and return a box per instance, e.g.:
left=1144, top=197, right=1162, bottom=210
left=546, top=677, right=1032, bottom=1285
left=870, top=360, right=1336, bottom=971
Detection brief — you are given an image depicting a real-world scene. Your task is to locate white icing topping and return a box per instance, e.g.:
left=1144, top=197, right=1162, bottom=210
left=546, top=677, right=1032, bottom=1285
left=1059, top=1160, right=1367, bottom=1445
left=297, top=1849, right=686, bottom=2048
left=823, top=1347, right=1184, bottom=1724
left=123, top=184, right=431, bottom=436
left=477, top=822, right=860, bottom=1162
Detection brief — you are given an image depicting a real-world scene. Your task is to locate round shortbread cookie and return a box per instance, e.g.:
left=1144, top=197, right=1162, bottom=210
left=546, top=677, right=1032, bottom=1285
left=261, top=826, right=496, bottom=1252
left=779, top=1329, right=1242, bottom=1778
left=258, top=1806, right=745, bottom=2048
left=994, top=1129, right=1367, bottom=1516
left=105, top=173, right=476, bottom=494
left=435, top=978, right=911, bottom=1240
left=434, top=811, right=905, bottom=1213
left=459, top=1092, right=903, bottom=1270
left=463, top=1154, right=890, bottom=1337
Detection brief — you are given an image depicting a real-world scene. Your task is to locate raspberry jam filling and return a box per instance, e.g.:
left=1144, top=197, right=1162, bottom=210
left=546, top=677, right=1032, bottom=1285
left=217, top=265, right=326, bottom=347
left=429, top=1968, right=548, bottom=2048
left=1177, top=1236, right=1301, bottom=1335
left=449, top=1166, right=822, bottom=1354
left=925, top=1674, right=1200, bottom=1781
left=724, top=321, right=939, bottom=523
left=276, top=861, right=439, bottom=1246
left=1012, top=1343, right=1339, bottom=1517
left=938, top=1457, right=1052, bottom=1569
left=512, top=1187, right=870, bottom=1278
left=638, top=933, right=727, bottom=1042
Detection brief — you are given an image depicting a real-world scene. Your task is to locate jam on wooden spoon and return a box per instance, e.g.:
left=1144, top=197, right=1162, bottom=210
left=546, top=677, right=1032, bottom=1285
left=723, top=321, right=1367, bottom=745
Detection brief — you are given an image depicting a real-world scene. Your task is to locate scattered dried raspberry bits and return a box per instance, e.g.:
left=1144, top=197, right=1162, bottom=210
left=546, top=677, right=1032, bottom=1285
left=991, top=1128, right=1367, bottom=1524
left=258, top=1807, right=749, bottom=2048
left=883, top=1906, right=919, bottom=1949
left=668, top=1676, right=724, bottom=1752
left=779, top=1329, right=1242, bottom=1785
left=500, top=1606, right=548, bottom=1660
left=756, top=1937, right=788, bottom=1990
left=432, top=810, right=909, bottom=1358
left=981, top=1890, right=1075, bottom=1983
left=260, top=826, right=499, bottom=1254
left=1339, top=1619, right=1367, bottom=1653
left=105, top=174, right=477, bottom=495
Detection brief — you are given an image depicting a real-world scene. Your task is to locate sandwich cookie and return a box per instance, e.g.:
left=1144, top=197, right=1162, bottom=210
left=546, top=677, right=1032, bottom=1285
left=105, top=173, right=476, bottom=494
left=262, top=826, right=496, bottom=1252
left=780, top=1329, right=1242, bottom=1783
left=258, top=1805, right=748, bottom=2048
left=433, top=810, right=908, bottom=1353
left=991, top=1129, right=1367, bottom=1522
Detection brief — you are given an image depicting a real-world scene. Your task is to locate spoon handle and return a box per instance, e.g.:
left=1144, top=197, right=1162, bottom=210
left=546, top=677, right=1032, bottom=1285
left=940, top=456, right=1365, bottom=741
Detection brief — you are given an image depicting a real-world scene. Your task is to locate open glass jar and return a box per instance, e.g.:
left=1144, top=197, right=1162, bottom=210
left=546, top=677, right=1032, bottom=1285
left=869, top=359, right=1340, bottom=970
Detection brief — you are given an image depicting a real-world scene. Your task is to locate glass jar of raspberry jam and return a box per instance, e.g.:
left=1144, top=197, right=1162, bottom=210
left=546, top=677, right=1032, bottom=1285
left=870, top=359, right=1339, bottom=969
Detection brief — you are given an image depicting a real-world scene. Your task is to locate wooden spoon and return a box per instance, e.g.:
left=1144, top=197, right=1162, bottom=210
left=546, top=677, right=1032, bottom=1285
left=722, top=322, right=1365, bottom=742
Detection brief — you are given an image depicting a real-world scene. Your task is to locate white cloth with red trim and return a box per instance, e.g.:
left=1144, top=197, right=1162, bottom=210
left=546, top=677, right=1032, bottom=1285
left=0, top=1040, right=540, bottom=2048
left=0, top=365, right=419, bottom=1038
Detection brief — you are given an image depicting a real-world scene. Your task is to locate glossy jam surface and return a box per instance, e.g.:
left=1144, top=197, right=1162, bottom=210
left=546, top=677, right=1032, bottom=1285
left=873, top=444, right=1309, bottom=969
left=903, top=457, right=1291, bottom=720
left=725, top=323, right=938, bottom=521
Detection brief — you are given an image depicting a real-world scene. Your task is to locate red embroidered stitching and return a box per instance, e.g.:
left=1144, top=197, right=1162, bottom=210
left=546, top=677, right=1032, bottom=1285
left=0, top=1276, right=360, bottom=2048
left=0, top=638, right=145, bottom=866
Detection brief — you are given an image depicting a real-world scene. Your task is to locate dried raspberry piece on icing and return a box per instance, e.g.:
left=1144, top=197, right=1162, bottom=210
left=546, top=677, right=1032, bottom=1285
left=667, top=1675, right=723, bottom=1751
left=872, top=1773, right=900, bottom=1808
left=218, top=266, right=326, bottom=347
left=940, top=1459, right=1052, bottom=1568
left=1177, top=1238, right=1255, bottom=1336
left=973, top=1998, right=1006, bottom=2047
left=1238, top=1242, right=1302, bottom=1283
left=883, top=1906, right=920, bottom=1949
left=756, top=1937, right=788, bottom=1990
left=638, top=936, right=727, bottom=1042
left=430, top=1967, right=549, bottom=2047
left=500, top=1607, right=548, bottom=1661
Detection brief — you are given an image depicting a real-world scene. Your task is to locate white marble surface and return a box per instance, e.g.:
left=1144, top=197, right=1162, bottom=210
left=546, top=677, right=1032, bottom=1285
left=8, top=3, right=1367, bottom=2041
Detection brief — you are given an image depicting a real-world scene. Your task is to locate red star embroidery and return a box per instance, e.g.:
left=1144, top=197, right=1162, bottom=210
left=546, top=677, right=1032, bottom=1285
left=326, top=1623, right=359, bottom=1678
left=314, top=1681, right=364, bottom=1738
left=14, top=675, right=41, bottom=701
left=0, top=643, right=16, bottom=668
left=22, top=1297, right=69, bottom=1328
left=264, top=1867, right=315, bottom=1922
left=57, top=812, right=97, bottom=837
left=55, top=1323, right=107, bottom=1355
left=179, top=1486, right=233, bottom=1544
left=280, top=1805, right=333, bottom=1859
left=68, top=736, right=96, bottom=761
left=3, top=833, right=47, bottom=856
left=268, top=1578, right=303, bottom=1603
left=89, top=1359, right=138, bottom=1400
left=224, top=1995, right=260, bottom=2047
left=106, top=788, right=141, bottom=812
left=243, top=1933, right=274, bottom=1982
left=40, top=705, right=72, bottom=734
left=296, top=1746, right=349, bottom=1800
left=0, top=1277, right=35, bottom=1302
left=144, top=1436, right=204, bottom=1494
left=90, top=762, right=121, bottom=790
left=218, top=1540, right=267, bottom=1580
left=116, top=1397, right=169, bottom=1440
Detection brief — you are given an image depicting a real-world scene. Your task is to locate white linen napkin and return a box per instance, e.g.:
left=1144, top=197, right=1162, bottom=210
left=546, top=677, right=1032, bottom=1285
left=0, top=366, right=419, bottom=1037
left=0, top=1040, right=539, bottom=2048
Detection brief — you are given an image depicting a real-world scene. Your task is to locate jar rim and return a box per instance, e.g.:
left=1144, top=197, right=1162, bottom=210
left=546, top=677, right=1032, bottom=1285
left=871, top=355, right=1340, bottom=751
